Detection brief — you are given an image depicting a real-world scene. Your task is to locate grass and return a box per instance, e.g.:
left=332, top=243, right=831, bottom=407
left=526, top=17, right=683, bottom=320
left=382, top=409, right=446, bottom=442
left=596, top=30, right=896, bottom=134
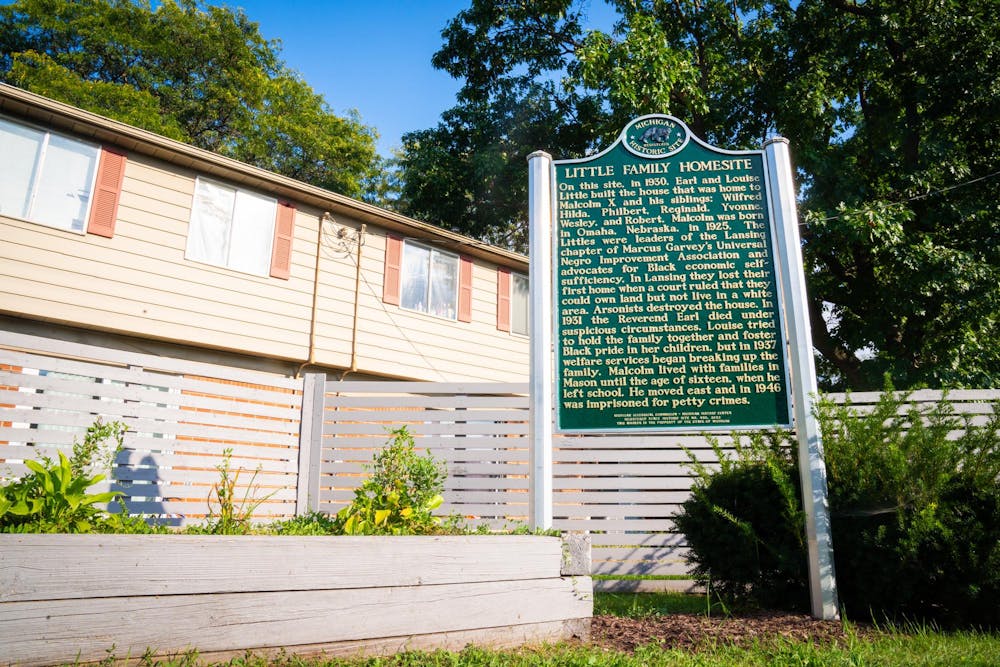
left=594, top=590, right=719, bottom=617
left=94, top=594, right=1000, bottom=667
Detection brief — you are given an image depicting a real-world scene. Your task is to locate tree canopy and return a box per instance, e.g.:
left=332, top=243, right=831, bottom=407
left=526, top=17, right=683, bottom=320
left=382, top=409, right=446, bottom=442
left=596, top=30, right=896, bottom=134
left=395, top=0, right=1000, bottom=390
left=0, top=0, right=382, bottom=199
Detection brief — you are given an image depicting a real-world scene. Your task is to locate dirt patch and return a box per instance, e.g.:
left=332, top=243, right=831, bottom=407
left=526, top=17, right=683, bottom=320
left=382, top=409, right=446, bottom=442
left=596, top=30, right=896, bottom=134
left=592, top=610, right=867, bottom=653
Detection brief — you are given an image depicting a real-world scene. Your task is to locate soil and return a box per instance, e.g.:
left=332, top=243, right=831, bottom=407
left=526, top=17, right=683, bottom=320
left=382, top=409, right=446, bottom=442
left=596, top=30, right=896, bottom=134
left=591, top=610, right=868, bottom=653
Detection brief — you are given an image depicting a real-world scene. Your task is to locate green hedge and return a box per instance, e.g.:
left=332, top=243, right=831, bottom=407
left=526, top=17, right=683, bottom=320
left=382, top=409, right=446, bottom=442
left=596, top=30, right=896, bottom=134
left=674, top=384, right=1000, bottom=627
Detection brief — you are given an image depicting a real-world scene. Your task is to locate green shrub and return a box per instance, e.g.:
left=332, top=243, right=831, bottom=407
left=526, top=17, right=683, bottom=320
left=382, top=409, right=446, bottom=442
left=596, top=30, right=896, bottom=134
left=335, top=426, right=446, bottom=535
left=673, top=431, right=808, bottom=610
left=0, top=418, right=126, bottom=533
left=674, top=382, right=1000, bottom=627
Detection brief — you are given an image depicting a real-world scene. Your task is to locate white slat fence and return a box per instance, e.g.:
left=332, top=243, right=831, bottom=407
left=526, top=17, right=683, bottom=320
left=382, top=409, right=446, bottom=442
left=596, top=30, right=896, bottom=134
left=0, top=331, right=303, bottom=526
left=2, top=330, right=996, bottom=583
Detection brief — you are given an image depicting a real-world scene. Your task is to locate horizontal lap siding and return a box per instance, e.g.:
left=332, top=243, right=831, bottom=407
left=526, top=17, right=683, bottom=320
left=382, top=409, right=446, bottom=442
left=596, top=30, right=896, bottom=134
left=0, top=335, right=303, bottom=525
left=0, top=155, right=315, bottom=362
left=320, top=233, right=528, bottom=382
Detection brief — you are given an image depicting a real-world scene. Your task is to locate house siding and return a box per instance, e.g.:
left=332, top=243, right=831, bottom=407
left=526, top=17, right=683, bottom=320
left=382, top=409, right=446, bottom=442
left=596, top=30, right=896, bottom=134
left=0, top=89, right=529, bottom=383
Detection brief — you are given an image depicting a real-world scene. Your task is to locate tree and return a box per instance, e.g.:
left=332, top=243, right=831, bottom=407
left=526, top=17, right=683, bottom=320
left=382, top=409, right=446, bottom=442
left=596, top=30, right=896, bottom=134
left=0, top=0, right=381, bottom=198
left=396, top=0, right=1000, bottom=389
left=776, top=0, right=1000, bottom=389
left=396, top=0, right=606, bottom=249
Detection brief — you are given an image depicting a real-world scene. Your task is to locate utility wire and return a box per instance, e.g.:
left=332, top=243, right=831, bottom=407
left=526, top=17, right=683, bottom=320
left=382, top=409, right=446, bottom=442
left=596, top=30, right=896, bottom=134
left=808, top=168, right=1000, bottom=223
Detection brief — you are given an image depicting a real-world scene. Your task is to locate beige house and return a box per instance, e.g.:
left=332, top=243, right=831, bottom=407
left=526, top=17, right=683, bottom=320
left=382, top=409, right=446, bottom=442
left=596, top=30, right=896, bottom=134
left=0, top=84, right=530, bottom=382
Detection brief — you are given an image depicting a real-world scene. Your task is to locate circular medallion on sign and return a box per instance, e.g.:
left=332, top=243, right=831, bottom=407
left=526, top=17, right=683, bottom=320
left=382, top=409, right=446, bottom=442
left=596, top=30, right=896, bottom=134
left=623, top=115, right=689, bottom=158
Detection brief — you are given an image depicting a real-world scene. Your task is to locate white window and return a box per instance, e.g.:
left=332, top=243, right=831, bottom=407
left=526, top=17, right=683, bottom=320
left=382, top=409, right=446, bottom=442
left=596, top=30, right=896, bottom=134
left=511, top=272, right=529, bottom=336
left=401, top=240, right=459, bottom=319
left=185, top=178, right=276, bottom=276
left=0, top=116, right=100, bottom=233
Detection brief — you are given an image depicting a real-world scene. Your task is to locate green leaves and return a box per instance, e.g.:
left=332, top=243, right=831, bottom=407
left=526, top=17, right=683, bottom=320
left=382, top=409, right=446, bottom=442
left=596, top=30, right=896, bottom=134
left=1, top=451, right=121, bottom=533
left=0, top=0, right=380, bottom=198
left=335, top=427, right=449, bottom=535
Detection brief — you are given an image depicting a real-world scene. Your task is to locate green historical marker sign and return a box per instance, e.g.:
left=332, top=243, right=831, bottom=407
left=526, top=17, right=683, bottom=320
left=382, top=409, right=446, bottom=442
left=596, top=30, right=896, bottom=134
left=554, top=115, right=792, bottom=431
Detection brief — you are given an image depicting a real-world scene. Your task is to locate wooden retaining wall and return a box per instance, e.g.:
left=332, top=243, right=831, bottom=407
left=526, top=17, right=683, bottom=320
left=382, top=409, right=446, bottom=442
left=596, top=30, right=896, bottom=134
left=0, top=534, right=592, bottom=665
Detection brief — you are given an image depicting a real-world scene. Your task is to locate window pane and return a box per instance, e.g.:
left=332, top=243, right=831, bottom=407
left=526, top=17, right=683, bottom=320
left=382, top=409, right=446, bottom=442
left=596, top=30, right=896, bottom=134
left=0, top=118, right=42, bottom=220
left=429, top=251, right=458, bottom=319
left=228, top=190, right=276, bottom=275
left=31, top=133, right=100, bottom=232
left=512, top=273, right=529, bottom=335
left=401, top=243, right=430, bottom=311
left=187, top=180, right=235, bottom=266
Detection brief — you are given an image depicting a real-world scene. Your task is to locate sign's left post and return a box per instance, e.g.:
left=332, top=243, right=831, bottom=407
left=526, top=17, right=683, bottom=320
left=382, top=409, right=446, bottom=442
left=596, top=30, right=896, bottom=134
left=528, top=150, right=555, bottom=530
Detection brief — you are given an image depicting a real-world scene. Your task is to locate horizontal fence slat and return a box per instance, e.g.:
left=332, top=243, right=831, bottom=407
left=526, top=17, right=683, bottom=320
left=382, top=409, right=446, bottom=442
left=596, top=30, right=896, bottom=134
left=325, top=396, right=528, bottom=409
left=0, top=331, right=303, bottom=389
left=325, top=381, right=529, bottom=395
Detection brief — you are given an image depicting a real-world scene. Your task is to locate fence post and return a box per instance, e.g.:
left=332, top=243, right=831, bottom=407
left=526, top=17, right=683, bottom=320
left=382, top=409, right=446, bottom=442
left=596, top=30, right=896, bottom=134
left=296, top=372, right=326, bottom=515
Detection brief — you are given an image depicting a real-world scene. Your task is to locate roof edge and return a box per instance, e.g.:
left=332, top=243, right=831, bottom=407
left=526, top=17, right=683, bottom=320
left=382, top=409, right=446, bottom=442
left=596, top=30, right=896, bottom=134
left=0, top=83, right=528, bottom=268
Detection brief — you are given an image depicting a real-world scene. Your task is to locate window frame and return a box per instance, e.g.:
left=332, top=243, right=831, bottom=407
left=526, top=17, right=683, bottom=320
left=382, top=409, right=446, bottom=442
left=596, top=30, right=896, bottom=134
left=510, top=271, right=530, bottom=337
left=0, top=114, right=101, bottom=234
left=400, top=239, right=461, bottom=321
left=184, top=176, right=278, bottom=277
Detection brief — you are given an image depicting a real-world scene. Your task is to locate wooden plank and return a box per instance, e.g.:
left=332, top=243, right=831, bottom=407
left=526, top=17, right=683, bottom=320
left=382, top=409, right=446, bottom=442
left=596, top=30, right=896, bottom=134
left=553, top=519, right=674, bottom=531
left=553, top=505, right=682, bottom=519
left=297, top=372, right=325, bottom=514
left=324, top=435, right=529, bottom=450
left=320, top=409, right=530, bottom=423
left=0, top=535, right=564, bottom=601
left=0, top=330, right=303, bottom=390
left=0, top=401, right=299, bottom=439
left=593, top=561, right=688, bottom=576
left=325, top=381, right=529, bottom=395
left=323, top=422, right=528, bottom=436
left=594, top=579, right=701, bottom=594
left=325, top=396, right=528, bottom=409
left=590, top=533, right=688, bottom=548
left=166, top=619, right=590, bottom=665
left=321, top=460, right=526, bottom=475
left=553, top=477, right=697, bottom=491
left=0, top=369, right=301, bottom=420
left=116, top=499, right=295, bottom=516
left=0, top=353, right=303, bottom=407
left=553, top=449, right=712, bottom=463
left=594, top=546, right=691, bottom=561
left=0, top=578, right=591, bottom=666
left=551, top=463, right=694, bottom=476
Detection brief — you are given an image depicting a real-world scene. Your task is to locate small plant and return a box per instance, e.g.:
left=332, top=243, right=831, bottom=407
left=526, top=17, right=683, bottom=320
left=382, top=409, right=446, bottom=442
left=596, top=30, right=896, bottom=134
left=336, top=426, right=446, bottom=535
left=0, top=417, right=127, bottom=533
left=204, top=448, right=275, bottom=535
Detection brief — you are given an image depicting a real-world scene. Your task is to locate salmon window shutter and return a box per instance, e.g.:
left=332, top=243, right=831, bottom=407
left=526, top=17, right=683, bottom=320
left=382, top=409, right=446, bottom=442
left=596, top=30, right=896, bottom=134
left=458, top=256, right=473, bottom=323
left=497, top=268, right=511, bottom=332
left=383, top=234, right=402, bottom=305
left=86, top=147, right=127, bottom=238
left=269, top=202, right=296, bottom=280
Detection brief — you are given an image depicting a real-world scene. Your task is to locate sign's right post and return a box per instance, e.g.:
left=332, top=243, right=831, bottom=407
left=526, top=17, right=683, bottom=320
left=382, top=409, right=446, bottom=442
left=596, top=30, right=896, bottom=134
left=763, top=137, right=839, bottom=620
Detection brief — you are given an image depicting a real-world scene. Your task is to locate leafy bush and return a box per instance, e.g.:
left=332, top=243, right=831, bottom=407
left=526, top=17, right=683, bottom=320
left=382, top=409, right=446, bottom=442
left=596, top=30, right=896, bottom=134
left=673, top=431, right=808, bottom=610
left=0, top=418, right=126, bottom=533
left=335, top=426, right=446, bottom=535
left=674, top=383, right=1000, bottom=627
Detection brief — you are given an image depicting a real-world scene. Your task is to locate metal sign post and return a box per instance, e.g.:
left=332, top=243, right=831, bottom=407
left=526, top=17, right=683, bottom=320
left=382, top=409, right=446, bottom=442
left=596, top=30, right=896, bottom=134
left=764, top=137, right=839, bottom=620
left=527, top=150, right=554, bottom=530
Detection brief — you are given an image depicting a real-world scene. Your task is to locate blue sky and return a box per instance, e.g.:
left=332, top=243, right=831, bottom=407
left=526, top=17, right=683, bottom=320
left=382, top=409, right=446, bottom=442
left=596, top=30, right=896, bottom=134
left=224, top=1, right=619, bottom=158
